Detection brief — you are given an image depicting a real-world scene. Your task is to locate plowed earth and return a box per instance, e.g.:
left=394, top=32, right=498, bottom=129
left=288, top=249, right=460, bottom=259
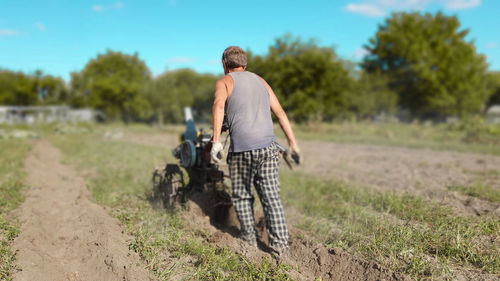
left=183, top=191, right=410, bottom=281
left=12, top=140, right=154, bottom=281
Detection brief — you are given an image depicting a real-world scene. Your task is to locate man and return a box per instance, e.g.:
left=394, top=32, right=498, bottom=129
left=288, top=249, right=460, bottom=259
left=211, top=46, right=300, bottom=257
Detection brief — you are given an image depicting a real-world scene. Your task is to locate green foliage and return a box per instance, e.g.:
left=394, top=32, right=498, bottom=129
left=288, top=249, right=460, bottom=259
left=247, top=34, right=353, bottom=122
left=33, top=70, right=70, bottom=105
left=349, top=71, right=398, bottom=118
left=144, top=69, right=217, bottom=124
left=362, top=12, right=490, bottom=117
left=70, top=50, right=151, bottom=122
left=0, top=70, right=67, bottom=106
left=0, top=70, right=37, bottom=105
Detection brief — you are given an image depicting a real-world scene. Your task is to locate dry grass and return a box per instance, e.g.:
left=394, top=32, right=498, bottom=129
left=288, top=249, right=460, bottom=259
left=0, top=140, right=31, bottom=281
left=281, top=171, right=500, bottom=280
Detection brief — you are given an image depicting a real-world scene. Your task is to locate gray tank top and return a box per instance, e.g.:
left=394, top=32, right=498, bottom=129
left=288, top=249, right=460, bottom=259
left=226, top=71, right=275, bottom=152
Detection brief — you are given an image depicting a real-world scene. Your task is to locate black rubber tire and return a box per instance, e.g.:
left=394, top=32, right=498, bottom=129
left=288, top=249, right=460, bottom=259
left=160, top=164, right=185, bottom=209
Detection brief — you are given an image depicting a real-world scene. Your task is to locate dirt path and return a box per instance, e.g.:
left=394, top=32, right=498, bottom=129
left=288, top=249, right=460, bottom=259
left=12, top=140, right=154, bottom=281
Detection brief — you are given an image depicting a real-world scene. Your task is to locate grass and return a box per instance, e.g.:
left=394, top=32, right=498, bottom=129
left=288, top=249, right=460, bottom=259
left=448, top=184, right=500, bottom=203
left=0, top=140, right=31, bottom=281
left=280, top=171, right=500, bottom=280
left=51, top=133, right=291, bottom=280
left=274, top=121, right=500, bottom=156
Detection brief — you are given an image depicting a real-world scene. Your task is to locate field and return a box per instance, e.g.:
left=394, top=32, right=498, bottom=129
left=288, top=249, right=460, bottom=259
left=0, top=121, right=499, bottom=280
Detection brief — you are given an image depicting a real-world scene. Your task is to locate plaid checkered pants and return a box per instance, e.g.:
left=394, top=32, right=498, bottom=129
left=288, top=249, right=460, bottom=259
left=227, top=142, right=289, bottom=249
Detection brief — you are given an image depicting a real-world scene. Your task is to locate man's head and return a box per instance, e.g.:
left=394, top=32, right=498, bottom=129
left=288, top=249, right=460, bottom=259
left=222, top=46, right=247, bottom=74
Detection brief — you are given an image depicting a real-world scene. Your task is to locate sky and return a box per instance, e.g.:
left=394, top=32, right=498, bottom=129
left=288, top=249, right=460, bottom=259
left=0, top=0, right=499, bottom=81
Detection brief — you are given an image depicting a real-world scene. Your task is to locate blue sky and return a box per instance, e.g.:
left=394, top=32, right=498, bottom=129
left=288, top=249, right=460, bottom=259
left=0, top=0, right=499, bottom=81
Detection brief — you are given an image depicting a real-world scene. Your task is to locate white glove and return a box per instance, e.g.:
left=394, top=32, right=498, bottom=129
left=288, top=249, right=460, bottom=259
left=211, top=142, right=224, bottom=163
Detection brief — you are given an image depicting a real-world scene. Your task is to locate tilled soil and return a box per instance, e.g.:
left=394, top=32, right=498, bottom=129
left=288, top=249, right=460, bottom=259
left=183, top=191, right=410, bottom=281
left=12, top=140, right=154, bottom=281
left=298, top=140, right=500, bottom=218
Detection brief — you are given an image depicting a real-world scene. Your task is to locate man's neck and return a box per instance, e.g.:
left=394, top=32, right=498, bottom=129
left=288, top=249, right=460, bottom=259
left=228, top=67, right=245, bottom=73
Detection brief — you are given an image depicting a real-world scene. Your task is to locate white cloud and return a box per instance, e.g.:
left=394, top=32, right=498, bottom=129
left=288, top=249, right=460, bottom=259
left=92, top=5, right=104, bottom=12
left=35, top=23, right=46, bottom=32
left=352, top=47, right=370, bottom=59
left=167, top=57, right=195, bottom=63
left=487, top=42, right=498, bottom=49
left=92, top=2, right=123, bottom=12
left=344, top=3, right=386, bottom=17
left=443, top=0, right=481, bottom=10
left=206, top=59, right=221, bottom=66
left=0, top=29, right=18, bottom=36
left=344, top=0, right=481, bottom=17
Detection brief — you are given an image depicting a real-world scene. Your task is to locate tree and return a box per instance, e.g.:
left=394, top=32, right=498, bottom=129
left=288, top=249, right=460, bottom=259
left=247, top=35, right=353, bottom=122
left=362, top=12, right=490, bottom=118
left=34, top=70, right=69, bottom=105
left=349, top=71, right=398, bottom=118
left=0, top=70, right=37, bottom=105
left=0, top=69, right=69, bottom=106
left=486, top=72, right=500, bottom=108
left=144, top=69, right=217, bottom=124
left=68, top=71, right=88, bottom=108
left=71, top=50, right=151, bottom=122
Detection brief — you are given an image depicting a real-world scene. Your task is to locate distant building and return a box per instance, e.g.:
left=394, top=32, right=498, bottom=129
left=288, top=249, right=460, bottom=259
left=0, top=105, right=100, bottom=124
left=68, top=108, right=99, bottom=122
left=486, top=105, right=500, bottom=124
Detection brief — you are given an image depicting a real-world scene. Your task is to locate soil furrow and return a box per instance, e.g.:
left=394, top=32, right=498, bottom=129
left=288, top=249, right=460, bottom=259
left=12, top=140, right=154, bottom=281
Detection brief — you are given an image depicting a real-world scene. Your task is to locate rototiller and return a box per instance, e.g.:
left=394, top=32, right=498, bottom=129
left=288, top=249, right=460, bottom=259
left=152, top=107, right=299, bottom=209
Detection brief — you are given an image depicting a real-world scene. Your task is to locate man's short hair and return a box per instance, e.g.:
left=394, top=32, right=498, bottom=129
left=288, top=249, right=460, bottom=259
left=222, top=46, right=247, bottom=69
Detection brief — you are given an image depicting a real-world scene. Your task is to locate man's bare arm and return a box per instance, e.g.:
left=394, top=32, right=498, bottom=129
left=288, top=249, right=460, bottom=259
left=259, top=77, right=299, bottom=152
left=212, top=77, right=229, bottom=143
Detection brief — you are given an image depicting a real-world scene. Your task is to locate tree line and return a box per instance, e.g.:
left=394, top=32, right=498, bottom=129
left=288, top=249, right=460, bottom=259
left=1, top=11, right=500, bottom=123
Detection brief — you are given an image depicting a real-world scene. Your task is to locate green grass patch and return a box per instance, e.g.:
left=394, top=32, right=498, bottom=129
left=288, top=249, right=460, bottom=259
left=281, top=171, right=500, bottom=280
left=77, top=122, right=186, bottom=136
left=275, top=121, right=500, bottom=156
left=0, top=140, right=31, bottom=281
left=448, top=184, right=500, bottom=203
left=51, top=133, right=291, bottom=280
